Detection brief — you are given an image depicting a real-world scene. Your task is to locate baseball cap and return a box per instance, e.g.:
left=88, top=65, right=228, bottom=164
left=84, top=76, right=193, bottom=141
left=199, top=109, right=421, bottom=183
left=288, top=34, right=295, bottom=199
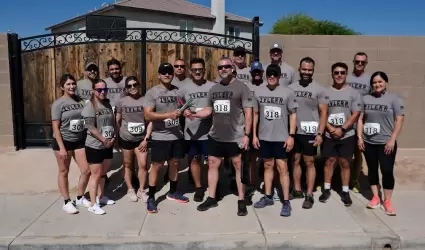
left=233, top=46, right=246, bottom=54
left=266, top=64, right=281, bottom=76
left=85, top=62, right=98, bottom=71
left=158, top=62, right=174, bottom=74
left=250, top=61, right=264, bottom=72
left=270, top=43, right=283, bottom=51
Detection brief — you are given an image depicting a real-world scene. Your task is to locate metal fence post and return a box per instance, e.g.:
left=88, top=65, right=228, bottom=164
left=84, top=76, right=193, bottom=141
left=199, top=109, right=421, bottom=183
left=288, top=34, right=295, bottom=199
left=140, top=29, right=147, bottom=95
left=252, top=16, right=261, bottom=62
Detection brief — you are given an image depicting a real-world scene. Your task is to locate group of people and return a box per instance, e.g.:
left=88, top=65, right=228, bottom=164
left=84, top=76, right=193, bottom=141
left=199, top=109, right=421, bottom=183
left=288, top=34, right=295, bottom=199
left=51, top=43, right=404, bottom=217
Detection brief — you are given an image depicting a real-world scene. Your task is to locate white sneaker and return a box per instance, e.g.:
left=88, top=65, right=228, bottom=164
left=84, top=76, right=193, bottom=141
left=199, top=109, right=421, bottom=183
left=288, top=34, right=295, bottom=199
left=62, top=202, right=78, bottom=214
left=88, top=203, right=106, bottom=215
left=137, top=189, right=149, bottom=203
left=75, top=197, right=90, bottom=208
left=127, top=189, right=138, bottom=202
left=96, top=196, right=115, bottom=205
left=273, top=188, right=280, bottom=201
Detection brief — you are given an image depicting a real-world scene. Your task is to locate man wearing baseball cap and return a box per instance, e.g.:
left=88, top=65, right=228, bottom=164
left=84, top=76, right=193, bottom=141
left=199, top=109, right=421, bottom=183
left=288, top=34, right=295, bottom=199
left=215, top=46, right=251, bottom=84
left=143, top=62, right=189, bottom=213
left=76, top=62, right=99, bottom=102
left=263, top=43, right=297, bottom=87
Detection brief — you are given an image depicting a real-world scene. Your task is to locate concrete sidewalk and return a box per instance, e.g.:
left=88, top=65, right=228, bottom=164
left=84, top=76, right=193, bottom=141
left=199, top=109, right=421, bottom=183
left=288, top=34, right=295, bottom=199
left=0, top=148, right=424, bottom=249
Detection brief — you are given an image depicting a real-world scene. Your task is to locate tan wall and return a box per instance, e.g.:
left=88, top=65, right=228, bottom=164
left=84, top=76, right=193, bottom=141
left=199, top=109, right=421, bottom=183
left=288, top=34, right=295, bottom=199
left=0, top=34, right=14, bottom=150
left=260, top=35, right=425, bottom=148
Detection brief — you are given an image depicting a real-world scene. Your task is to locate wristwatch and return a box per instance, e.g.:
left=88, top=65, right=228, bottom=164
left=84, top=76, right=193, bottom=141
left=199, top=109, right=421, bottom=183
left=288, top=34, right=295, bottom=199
left=316, top=132, right=323, bottom=136
left=289, top=133, right=295, bottom=138
left=341, top=127, right=347, bottom=134
left=245, top=133, right=250, bottom=137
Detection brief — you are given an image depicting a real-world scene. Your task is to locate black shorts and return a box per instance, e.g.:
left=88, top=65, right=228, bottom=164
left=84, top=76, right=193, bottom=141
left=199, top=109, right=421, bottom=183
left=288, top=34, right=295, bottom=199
left=258, top=140, right=289, bottom=160
left=85, top=146, right=113, bottom=164
left=186, top=140, right=208, bottom=160
left=322, top=136, right=356, bottom=159
left=207, top=136, right=242, bottom=158
left=118, top=136, right=142, bottom=150
left=294, top=134, right=318, bottom=156
left=51, top=137, right=85, bottom=151
left=150, top=139, right=186, bottom=162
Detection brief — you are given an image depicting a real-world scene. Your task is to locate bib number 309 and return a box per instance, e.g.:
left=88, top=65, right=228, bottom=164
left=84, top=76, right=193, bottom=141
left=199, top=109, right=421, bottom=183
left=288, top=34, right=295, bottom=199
left=213, top=100, right=230, bottom=113
left=128, top=122, right=145, bottom=135
left=69, top=119, right=84, bottom=132
left=101, top=126, right=114, bottom=139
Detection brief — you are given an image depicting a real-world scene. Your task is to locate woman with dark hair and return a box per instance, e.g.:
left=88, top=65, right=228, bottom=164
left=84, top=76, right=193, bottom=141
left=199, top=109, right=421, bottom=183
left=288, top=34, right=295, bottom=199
left=51, top=74, right=90, bottom=214
left=357, top=71, right=405, bottom=216
left=116, top=76, right=152, bottom=203
left=81, top=79, right=116, bottom=215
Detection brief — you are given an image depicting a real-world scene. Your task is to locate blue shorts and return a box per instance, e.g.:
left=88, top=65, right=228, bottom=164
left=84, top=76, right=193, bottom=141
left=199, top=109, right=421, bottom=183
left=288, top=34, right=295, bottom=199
left=187, top=140, right=208, bottom=160
left=258, top=140, right=289, bottom=160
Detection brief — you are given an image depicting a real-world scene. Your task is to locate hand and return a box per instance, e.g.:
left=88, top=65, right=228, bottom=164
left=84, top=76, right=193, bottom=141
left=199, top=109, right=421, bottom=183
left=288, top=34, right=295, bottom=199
left=384, top=138, right=396, bottom=155
left=168, top=109, right=181, bottom=119
left=103, top=138, right=115, bottom=148
left=137, top=139, right=148, bottom=153
left=284, top=136, right=294, bottom=152
left=358, top=138, right=365, bottom=151
left=332, top=128, right=343, bottom=138
left=241, top=135, right=249, bottom=150
left=252, top=136, right=260, bottom=150
left=183, top=109, right=192, bottom=117
left=59, top=148, right=68, bottom=160
left=313, top=134, right=323, bottom=147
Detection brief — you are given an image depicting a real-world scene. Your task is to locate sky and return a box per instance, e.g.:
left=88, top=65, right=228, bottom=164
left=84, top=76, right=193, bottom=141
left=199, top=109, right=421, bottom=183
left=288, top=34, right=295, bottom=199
left=1, top=0, right=425, bottom=37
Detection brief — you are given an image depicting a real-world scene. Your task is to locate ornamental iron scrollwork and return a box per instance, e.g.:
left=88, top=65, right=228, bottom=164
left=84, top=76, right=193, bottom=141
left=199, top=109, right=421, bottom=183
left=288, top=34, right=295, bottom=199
left=20, top=28, right=253, bottom=53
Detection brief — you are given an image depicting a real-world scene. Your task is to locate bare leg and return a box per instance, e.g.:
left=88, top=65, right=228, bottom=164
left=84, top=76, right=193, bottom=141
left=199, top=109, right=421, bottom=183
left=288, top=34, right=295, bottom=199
left=207, top=156, right=222, bottom=198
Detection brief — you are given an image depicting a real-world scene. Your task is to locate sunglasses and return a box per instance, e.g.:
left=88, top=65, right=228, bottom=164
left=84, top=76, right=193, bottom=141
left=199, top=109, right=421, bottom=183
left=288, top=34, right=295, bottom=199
left=190, top=68, right=204, bottom=73
left=126, top=83, right=139, bottom=89
left=159, top=72, right=173, bottom=76
left=333, top=71, right=346, bottom=76
left=354, top=60, right=367, bottom=65
left=266, top=71, right=279, bottom=78
left=96, top=88, right=108, bottom=93
left=218, top=64, right=233, bottom=70
left=174, top=65, right=185, bottom=69
left=234, top=52, right=246, bottom=57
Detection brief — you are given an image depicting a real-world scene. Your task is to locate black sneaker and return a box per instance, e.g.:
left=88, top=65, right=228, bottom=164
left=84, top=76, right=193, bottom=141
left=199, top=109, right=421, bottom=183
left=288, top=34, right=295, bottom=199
left=302, top=194, right=314, bottom=209
left=341, top=191, right=353, bottom=207
left=319, top=189, right=331, bottom=203
left=245, top=184, right=256, bottom=197
left=197, top=197, right=218, bottom=211
left=193, top=188, right=204, bottom=202
left=237, top=200, right=248, bottom=216
left=292, top=190, right=305, bottom=199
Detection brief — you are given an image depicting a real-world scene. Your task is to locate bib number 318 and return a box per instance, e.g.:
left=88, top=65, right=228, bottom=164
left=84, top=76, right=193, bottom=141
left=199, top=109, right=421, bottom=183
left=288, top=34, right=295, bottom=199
left=328, top=113, right=346, bottom=126
left=213, top=100, right=230, bottom=113
left=264, top=106, right=281, bottom=120
left=363, top=123, right=380, bottom=136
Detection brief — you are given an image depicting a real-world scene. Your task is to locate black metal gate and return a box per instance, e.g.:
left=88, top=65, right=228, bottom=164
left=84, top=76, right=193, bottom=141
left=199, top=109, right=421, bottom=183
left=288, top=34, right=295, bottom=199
left=7, top=17, right=261, bottom=150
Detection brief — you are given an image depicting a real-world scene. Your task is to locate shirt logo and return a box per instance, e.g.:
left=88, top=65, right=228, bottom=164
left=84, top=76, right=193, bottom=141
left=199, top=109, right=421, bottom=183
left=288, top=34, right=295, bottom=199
left=364, top=104, right=388, bottom=112
left=329, top=100, right=349, bottom=108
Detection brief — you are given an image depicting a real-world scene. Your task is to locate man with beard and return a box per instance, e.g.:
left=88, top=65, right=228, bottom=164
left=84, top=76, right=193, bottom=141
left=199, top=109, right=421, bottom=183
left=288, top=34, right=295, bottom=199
left=104, top=59, right=127, bottom=111
left=263, top=44, right=297, bottom=87
left=194, top=57, right=253, bottom=216
left=347, top=52, right=371, bottom=193
left=215, top=46, right=251, bottom=83
left=289, top=57, right=329, bottom=209
left=77, top=62, right=99, bottom=102
left=171, top=59, right=189, bottom=87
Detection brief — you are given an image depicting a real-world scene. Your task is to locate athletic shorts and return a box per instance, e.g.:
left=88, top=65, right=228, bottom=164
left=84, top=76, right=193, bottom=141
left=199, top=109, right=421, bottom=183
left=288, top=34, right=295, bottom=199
left=186, top=140, right=208, bottom=160
left=51, top=137, right=85, bottom=151
left=118, top=136, right=142, bottom=150
left=207, top=136, right=242, bottom=158
left=150, top=139, right=186, bottom=162
left=322, top=136, right=356, bottom=159
left=85, top=146, right=113, bottom=164
left=258, top=140, right=289, bottom=160
left=294, top=134, right=319, bottom=156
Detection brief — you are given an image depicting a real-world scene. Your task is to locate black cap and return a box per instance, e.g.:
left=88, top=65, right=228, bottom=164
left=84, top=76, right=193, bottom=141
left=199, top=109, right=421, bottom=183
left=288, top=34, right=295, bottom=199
left=233, top=46, right=246, bottom=54
left=266, top=64, right=281, bottom=76
left=158, top=62, right=174, bottom=74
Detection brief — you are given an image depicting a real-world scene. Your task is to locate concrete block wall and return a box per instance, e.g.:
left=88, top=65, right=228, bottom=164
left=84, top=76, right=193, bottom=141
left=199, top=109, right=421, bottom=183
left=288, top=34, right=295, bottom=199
left=0, top=34, right=14, bottom=151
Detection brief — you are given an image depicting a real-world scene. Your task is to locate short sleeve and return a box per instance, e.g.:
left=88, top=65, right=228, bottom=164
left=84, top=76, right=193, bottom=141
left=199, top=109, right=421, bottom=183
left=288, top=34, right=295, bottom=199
left=143, top=88, right=156, bottom=108
left=351, top=91, right=363, bottom=113
left=287, top=91, right=299, bottom=113
left=115, top=98, right=123, bottom=114
left=51, top=99, right=62, bottom=121
left=81, top=101, right=96, bottom=118
left=241, top=83, right=253, bottom=108
left=206, top=88, right=213, bottom=107
left=252, top=94, right=259, bottom=112
left=318, top=87, right=330, bottom=105
left=176, top=85, right=185, bottom=100
left=392, top=95, right=405, bottom=117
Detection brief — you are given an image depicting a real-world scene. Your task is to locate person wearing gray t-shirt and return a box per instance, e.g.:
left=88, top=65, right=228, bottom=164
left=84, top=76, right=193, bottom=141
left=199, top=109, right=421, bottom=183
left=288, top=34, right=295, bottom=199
left=171, top=59, right=189, bottom=87
left=319, top=62, right=362, bottom=207
left=81, top=79, right=116, bottom=215
left=262, top=43, right=297, bottom=87
left=251, top=64, right=298, bottom=217
left=215, top=46, right=251, bottom=84
left=194, top=57, right=253, bottom=216
left=51, top=74, right=90, bottom=215
left=143, top=62, right=189, bottom=213
left=104, top=59, right=127, bottom=111
left=116, top=76, right=153, bottom=203
left=288, top=57, right=329, bottom=209
left=357, top=71, right=405, bottom=216
left=76, top=62, right=99, bottom=103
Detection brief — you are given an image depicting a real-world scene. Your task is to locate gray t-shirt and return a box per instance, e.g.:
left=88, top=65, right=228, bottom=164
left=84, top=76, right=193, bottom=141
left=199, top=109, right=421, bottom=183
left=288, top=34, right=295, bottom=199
left=177, top=80, right=215, bottom=140
left=144, top=84, right=183, bottom=141
left=104, top=76, right=127, bottom=108
left=289, top=80, right=329, bottom=135
left=82, top=100, right=115, bottom=149
left=207, top=79, right=253, bottom=143
left=116, top=96, right=147, bottom=142
left=347, top=73, right=371, bottom=96
left=254, top=85, right=298, bottom=141
left=263, top=62, right=297, bottom=87
left=51, top=97, right=86, bottom=142
left=362, top=92, right=405, bottom=144
left=325, top=86, right=363, bottom=140
left=171, top=77, right=188, bottom=87
left=76, top=79, right=93, bottom=102
left=215, top=66, right=251, bottom=83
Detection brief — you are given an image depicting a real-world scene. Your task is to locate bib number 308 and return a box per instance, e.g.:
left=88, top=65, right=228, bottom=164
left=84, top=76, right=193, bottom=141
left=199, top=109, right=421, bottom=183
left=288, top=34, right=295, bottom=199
left=164, top=118, right=179, bottom=128
left=101, top=126, right=114, bottom=139
left=69, top=119, right=84, bottom=132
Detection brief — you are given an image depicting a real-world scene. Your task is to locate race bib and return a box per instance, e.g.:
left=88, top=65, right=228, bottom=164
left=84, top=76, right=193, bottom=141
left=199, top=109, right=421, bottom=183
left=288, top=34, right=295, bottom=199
left=213, top=100, right=230, bottom=113
left=364, top=123, right=380, bottom=136
left=69, top=119, right=84, bottom=132
left=101, top=126, right=114, bottom=139
left=164, top=118, right=179, bottom=128
left=301, top=121, right=318, bottom=134
left=127, top=122, right=145, bottom=135
left=264, top=106, right=281, bottom=120
left=328, top=113, right=346, bottom=126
